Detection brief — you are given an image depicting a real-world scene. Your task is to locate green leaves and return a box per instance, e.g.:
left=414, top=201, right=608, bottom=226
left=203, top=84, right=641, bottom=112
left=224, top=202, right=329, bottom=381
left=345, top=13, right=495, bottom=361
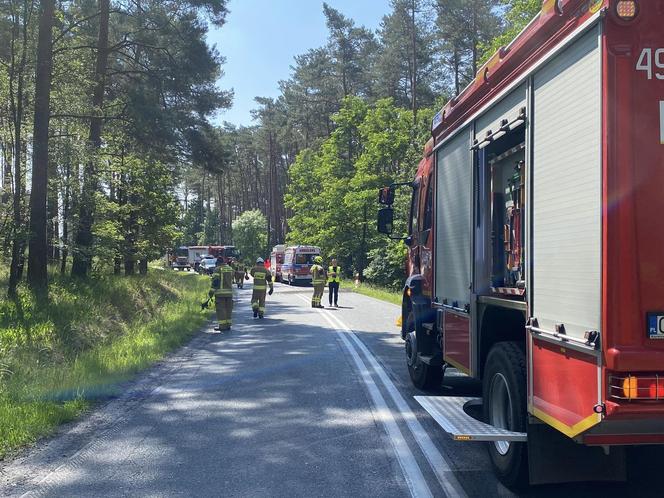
left=285, top=97, right=430, bottom=281
left=479, top=0, right=541, bottom=64
left=231, top=210, right=268, bottom=265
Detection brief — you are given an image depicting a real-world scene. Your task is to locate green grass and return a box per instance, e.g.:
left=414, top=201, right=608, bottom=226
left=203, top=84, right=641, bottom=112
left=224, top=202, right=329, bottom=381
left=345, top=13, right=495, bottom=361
left=0, top=269, right=210, bottom=459
left=351, top=283, right=402, bottom=306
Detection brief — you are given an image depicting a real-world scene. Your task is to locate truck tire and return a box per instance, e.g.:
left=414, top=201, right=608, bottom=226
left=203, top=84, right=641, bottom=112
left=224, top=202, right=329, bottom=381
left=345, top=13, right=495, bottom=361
left=482, top=342, right=528, bottom=489
left=405, top=312, right=442, bottom=391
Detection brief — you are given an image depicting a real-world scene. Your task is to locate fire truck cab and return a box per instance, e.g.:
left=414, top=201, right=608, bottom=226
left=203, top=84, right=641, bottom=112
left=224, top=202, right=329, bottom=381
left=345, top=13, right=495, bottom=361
left=208, top=245, right=240, bottom=264
left=378, top=0, right=664, bottom=487
left=171, top=246, right=191, bottom=271
left=270, top=245, right=286, bottom=282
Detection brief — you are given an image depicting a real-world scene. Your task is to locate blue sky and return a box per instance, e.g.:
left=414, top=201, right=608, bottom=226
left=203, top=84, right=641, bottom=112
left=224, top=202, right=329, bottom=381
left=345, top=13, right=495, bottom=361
left=207, top=0, right=392, bottom=127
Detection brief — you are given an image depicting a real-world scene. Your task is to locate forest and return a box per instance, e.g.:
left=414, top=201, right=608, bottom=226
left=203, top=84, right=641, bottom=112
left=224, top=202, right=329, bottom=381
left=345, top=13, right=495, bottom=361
left=0, top=0, right=542, bottom=297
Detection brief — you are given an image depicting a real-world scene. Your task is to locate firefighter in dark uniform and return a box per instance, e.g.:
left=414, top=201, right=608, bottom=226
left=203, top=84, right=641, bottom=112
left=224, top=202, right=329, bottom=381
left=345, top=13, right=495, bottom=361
left=233, top=259, right=246, bottom=288
left=310, top=256, right=327, bottom=308
left=250, top=257, right=273, bottom=318
left=210, top=257, right=234, bottom=331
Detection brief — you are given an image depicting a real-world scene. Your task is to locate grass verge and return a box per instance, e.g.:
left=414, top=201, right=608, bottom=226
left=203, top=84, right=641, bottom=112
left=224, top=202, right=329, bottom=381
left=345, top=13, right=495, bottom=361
left=350, top=283, right=401, bottom=306
left=0, top=269, right=209, bottom=459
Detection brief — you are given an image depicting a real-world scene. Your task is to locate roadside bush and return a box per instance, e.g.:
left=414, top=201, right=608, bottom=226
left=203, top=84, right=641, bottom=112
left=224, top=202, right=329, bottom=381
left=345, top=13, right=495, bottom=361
left=364, top=241, right=407, bottom=290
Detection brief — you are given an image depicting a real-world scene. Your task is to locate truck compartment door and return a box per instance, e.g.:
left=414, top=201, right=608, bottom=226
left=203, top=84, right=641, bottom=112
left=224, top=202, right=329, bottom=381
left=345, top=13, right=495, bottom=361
left=434, top=126, right=472, bottom=310
left=529, top=26, right=602, bottom=436
left=529, top=335, right=602, bottom=438
left=443, top=310, right=471, bottom=374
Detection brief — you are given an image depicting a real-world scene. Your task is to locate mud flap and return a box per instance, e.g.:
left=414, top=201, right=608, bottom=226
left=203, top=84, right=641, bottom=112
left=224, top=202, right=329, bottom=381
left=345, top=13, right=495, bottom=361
left=528, top=423, right=626, bottom=485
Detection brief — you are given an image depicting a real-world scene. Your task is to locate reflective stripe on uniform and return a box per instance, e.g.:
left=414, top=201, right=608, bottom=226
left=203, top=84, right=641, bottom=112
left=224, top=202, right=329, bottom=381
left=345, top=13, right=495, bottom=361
left=215, top=266, right=234, bottom=294
left=253, top=271, right=267, bottom=289
left=311, top=265, right=326, bottom=284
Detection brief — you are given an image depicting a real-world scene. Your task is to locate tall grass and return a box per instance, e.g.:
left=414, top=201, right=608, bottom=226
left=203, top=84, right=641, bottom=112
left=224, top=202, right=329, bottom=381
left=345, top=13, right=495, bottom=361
left=0, top=269, right=209, bottom=459
left=350, top=282, right=402, bottom=306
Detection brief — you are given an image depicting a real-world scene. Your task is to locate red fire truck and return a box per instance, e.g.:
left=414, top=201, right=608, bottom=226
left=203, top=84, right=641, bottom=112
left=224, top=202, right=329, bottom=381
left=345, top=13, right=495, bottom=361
left=378, top=0, right=664, bottom=487
left=270, top=244, right=286, bottom=282
left=208, top=245, right=239, bottom=264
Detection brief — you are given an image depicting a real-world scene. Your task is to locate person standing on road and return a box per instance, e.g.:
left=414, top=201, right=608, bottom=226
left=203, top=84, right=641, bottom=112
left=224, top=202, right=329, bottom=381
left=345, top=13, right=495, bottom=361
left=310, top=256, right=327, bottom=309
left=250, top=258, right=273, bottom=319
left=210, top=257, right=234, bottom=331
left=327, top=258, right=341, bottom=308
left=233, top=260, right=246, bottom=289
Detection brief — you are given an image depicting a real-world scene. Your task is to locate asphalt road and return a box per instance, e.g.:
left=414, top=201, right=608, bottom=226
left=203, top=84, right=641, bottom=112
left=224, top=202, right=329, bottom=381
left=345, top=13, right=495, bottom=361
left=1, top=279, right=663, bottom=497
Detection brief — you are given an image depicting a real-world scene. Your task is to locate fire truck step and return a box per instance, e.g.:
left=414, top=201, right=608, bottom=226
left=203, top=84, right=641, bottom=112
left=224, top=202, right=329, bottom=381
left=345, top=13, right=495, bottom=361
left=414, top=396, right=527, bottom=442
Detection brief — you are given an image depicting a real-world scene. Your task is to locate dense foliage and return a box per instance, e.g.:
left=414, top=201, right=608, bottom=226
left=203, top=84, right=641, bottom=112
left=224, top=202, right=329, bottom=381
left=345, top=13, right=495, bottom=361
left=231, top=209, right=268, bottom=265
left=0, top=0, right=231, bottom=295
left=0, top=0, right=544, bottom=296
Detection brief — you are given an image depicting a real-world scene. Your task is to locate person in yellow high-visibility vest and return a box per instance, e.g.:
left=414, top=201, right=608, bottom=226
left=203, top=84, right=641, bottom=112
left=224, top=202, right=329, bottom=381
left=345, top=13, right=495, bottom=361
left=210, top=257, right=234, bottom=331
left=327, top=258, right=341, bottom=308
left=310, top=256, right=327, bottom=308
left=250, top=257, right=273, bottom=318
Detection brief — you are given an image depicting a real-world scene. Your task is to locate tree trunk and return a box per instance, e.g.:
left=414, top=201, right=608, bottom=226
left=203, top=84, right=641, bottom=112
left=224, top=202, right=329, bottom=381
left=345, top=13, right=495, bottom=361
left=8, top=2, right=31, bottom=297
left=71, top=0, right=110, bottom=277
left=124, top=254, right=135, bottom=275
left=217, top=174, right=224, bottom=243
left=27, top=0, right=56, bottom=293
left=359, top=203, right=368, bottom=278
left=410, top=0, right=418, bottom=121
left=60, top=158, right=71, bottom=274
left=471, top=2, right=478, bottom=78
left=266, top=132, right=274, bottom=248
left=138, top=258, right=148, bottom=275
left=453, top=47, right=460, bottom=96
left=226, top=172, right=232, bottom=239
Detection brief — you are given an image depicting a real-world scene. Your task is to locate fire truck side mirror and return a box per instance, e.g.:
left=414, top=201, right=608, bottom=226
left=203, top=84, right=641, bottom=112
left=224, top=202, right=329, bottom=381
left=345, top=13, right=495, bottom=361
left=377, top=208, right=394, bottom=235
left=378, top=187, right=395, bottom=205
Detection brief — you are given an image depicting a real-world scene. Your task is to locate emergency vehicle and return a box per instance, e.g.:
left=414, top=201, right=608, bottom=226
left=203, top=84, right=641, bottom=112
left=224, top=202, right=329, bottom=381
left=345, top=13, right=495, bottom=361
left=270, top=245, right=286, bottom=282
left=170, top=246, right=191, bottom=271
left=208, top=245, right=239, bottom=264
left=377, top=0, right=664, bottom=487
left=187, top=246, right=210, bottom=271
left=281, top=246, right=321, bottom=285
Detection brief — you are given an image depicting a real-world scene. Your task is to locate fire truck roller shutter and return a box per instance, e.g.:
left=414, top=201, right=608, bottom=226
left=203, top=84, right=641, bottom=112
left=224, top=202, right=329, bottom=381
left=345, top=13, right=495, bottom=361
left=475, top=83, right=527, bottom=141
left=532, top=27, right=601, bottom=341
left=435, top=126, right=473, bottom=309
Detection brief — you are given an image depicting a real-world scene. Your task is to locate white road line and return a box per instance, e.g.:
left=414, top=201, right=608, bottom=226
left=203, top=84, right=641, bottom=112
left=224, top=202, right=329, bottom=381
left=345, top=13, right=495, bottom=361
left=295, top=295, right=432, bottom=498
left=322, top=309, right=468, bottom=498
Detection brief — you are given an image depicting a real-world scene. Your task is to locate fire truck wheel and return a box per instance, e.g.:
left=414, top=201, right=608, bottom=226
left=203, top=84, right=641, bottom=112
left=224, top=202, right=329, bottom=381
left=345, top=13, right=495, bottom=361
left=482, top=342, right=528, bottom=489
left=405, top=330, right=442, bottom=391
